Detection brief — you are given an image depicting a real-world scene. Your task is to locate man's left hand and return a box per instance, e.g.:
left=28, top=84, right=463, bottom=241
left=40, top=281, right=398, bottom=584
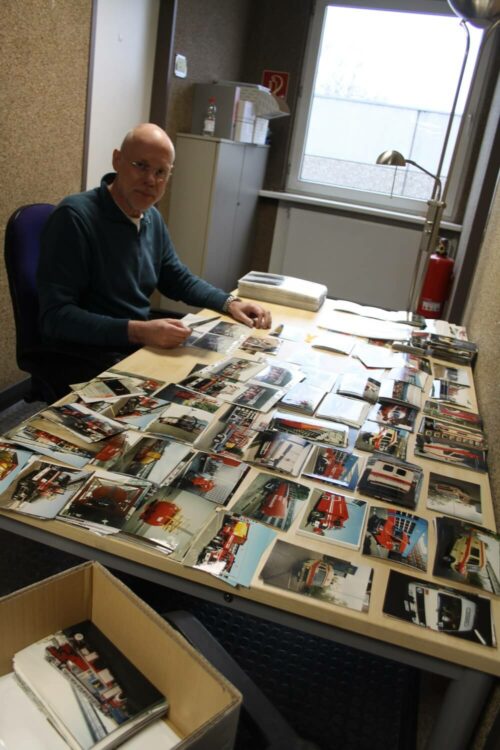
left=228, top=299, right=272, bottom=329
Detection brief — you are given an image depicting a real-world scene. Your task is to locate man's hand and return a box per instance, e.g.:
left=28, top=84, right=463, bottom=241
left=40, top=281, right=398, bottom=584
left=227, top=299, right=272, bottom=329
left=128, top=318, right=192, bottom=348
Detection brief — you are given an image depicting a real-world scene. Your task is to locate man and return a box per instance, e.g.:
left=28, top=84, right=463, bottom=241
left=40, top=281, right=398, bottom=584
left=37, top=123, right=271, bottom=397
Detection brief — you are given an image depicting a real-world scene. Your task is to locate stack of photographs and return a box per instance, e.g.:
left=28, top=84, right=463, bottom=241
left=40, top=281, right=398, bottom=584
left=297, top=489, right=367, bottom=549
left=357, top=455, right=423, bottom=510
left=355, top=420, right=409, bottom=460
left=362, top=506, right=428, bottom=571
left=415, top=417, right=487, bottom=472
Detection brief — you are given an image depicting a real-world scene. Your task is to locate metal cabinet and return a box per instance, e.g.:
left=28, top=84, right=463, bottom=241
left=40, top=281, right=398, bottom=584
left=160, top=133, right=268, bottom=313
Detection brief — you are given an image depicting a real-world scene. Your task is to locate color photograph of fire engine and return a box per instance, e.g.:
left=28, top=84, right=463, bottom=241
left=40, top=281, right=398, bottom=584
left=119, top=436, right=192, bottom=485
left=122, top=487, right=217, bottom=558
left=47, top=403, right=123, bottom=442
left=18, top=425, right=93, bottom=459
left=355, top=421, right=408, bottom=459
left=91, top=433, right=132, bottom=469
left=150, top=403, right=212, bottom=442
left=269, top=411, right=348, bottom=448
left=60, top=477, right=147, bottom=528
left=153, top=384, right=221, bottom=413
left=426, top=471, right=482, bottom=524
left=299, top=489, right=367, bottom=549
left=172, top=451, right=247, bottom=505
left=260, top=539, right=372, bottom=613
left=357, top=456, right=422, bottom=509
left=363, top=507, right=428, bottom=571
left=196, top=516, right=249, bottom=574
left=231, top=473, right=310, bottom=531
left=434, top=517, right=500, bottom=595
left=5, top=460, right=90, bottom=518
left=246, top=429, right=312, bottom=476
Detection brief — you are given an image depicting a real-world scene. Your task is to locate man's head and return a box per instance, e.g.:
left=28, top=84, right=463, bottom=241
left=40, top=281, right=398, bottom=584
left=109, top=123, right=175, bottom=217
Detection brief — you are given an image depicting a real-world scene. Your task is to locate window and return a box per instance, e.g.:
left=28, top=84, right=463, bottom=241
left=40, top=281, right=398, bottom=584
left=287, top=0, right=484, bottom=219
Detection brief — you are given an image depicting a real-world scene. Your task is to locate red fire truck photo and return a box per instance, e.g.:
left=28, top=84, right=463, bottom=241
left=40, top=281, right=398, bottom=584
left=198, top=519, right=249, bottom=572
left=140, top=498, right=181, bottom=528
left=368, top=514, right=409, bottom=554
left=254, top=479, right=291, bottom=525
left=307, top=493, right=349, bottom=535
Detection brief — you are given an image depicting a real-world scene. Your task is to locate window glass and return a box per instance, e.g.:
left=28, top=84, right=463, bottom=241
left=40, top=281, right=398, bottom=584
left=287, top=1, right=483, bottom=214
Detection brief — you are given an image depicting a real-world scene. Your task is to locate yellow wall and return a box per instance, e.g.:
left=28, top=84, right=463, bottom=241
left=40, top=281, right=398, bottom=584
left=0, top=0, right=92, bottom=389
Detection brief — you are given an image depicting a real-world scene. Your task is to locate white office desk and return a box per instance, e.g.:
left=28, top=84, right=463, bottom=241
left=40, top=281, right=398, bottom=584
left=0, top=298, right=498, bottom=750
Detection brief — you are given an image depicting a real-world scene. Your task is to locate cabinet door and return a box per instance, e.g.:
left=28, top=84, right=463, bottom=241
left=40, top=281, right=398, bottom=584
left=203, top=142, right=245, bottom=290
left=227, top=145, right=269, bottom=288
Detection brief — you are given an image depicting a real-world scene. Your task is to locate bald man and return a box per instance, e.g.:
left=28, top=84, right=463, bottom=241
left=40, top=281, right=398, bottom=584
left=37, top=124, right=271, bottom=397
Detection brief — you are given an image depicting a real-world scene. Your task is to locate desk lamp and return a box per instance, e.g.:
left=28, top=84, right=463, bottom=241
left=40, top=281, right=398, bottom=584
left=377, top=0, right=500, bottom=312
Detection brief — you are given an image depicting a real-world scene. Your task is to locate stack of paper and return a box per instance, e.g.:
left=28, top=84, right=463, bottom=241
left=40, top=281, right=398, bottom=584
left=238, top=271, right=327, bottom=312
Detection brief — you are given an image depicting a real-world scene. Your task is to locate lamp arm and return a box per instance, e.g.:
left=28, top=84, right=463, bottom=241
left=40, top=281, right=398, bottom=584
left=404, top=160, right=443, bottom=200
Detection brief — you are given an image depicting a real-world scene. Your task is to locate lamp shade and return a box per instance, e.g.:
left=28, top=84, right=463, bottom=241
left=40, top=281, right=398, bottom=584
left=447, top=0, right=500, bottom=27
left=376, top=150, right=407, bottom=167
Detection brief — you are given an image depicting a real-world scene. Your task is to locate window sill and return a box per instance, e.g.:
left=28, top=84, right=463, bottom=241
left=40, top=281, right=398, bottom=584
left=259, top=190, right=462, bottom=232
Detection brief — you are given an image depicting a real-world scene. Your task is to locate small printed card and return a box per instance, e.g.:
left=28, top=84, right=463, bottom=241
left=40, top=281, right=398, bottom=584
left=297, top=489, right=367, bottom=550
left=260, top=539, right=373, bottom=613
left=363, top=506, right=428, bottom=571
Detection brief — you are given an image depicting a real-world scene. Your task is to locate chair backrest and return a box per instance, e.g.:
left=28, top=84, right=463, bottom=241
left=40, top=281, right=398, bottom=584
left=4, top=203, right=55, bottom=363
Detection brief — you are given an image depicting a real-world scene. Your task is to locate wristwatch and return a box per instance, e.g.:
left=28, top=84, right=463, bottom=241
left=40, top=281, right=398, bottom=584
left=222, top=294, right=240, bottom=313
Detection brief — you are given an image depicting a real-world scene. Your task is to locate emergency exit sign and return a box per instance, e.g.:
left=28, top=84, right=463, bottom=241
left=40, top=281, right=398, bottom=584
left=262, top=70, right=289, bottom=99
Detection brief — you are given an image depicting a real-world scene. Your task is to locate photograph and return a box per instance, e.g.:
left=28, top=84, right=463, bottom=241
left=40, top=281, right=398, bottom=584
left=230, top=472, right=311, bottom=531
left=154, top=383, right=223, bottom=412
left=430, top=379, right=474, bottom=410
left=0, top=457, right=92, bottom=520
left=13, top=620, right=167, bottom=750
left=383, top=570, right=495, bottom=647
left=238, top=335, right=283, bottom=354
left=146, top=402, right=216, bottom=443
left=279, top=381, right=326, bottom=415
left=415, top=434, right=487, bottom=473
left=171, top=451, right=249, bottom=505
left=297, top=489, right=367, bottom=549
left=94, top=434, right=194, bottom=486
left=5, top=418, right=95, bottom=468
left=0, top=441, right=34, bottom=491
left=336, top=373, right=381, bottom=403
left=355, top=420, right=409, bottom=460
left=426, top=471, right=483, bottom=524
left=251, top=360, right=305, bottom=389
left=243, top=429, right=313, bottom=476
left=58, top=473, right=151, bottom=532
left=194, top=356, right=267, bottom=383
left=366, top=402, right=418, bottom=432
left=357, top=455, right=423, bottom=509
left=363, top=506, right=428, bottom=571
left=186, top=513, right=276, bottom=588
left=315, top=393, right=370, bottom=428
left=422, top=400, right=483, bottom=430
left=433, top=517, right=500, bottom=595
left=260, top=540, right=373, bottom=613
left=121, top=486, right=218, bottom=559
left=418, top=417, right=487, bottom=450
left=42, top=402, right=127, bottom=443
left=378, top=379, right=422, bottom=410
left=302, top=446, right=361, bottom=490
left=268, top=410, right=349, bottom=448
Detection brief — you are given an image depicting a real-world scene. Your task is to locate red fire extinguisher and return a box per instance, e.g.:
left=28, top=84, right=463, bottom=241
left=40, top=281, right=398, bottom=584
left=416, top=238, right=454, bottom=319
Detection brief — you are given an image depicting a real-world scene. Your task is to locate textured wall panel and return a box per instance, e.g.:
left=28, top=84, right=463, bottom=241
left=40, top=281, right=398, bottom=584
left=0, top=0, right=92, bottom=389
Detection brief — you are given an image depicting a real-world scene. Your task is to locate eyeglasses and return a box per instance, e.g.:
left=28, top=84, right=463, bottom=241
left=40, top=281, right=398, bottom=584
left=130, top=161, right=174, bottom=182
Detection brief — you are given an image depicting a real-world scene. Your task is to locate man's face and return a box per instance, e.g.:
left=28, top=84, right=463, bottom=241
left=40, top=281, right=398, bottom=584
left=111, top=137, right=174, bottom=217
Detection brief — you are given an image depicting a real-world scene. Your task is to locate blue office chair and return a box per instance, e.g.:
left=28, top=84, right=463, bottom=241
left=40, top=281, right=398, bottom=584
left=4, top=203, right=58, bottom=402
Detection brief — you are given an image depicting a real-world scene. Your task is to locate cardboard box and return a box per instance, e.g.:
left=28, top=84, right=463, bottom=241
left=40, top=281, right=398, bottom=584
left=0, top=562, right=242, bottom=750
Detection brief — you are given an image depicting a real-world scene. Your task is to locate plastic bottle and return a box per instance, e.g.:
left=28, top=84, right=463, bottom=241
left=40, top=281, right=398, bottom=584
left=202, top=97, right=217, bottom=137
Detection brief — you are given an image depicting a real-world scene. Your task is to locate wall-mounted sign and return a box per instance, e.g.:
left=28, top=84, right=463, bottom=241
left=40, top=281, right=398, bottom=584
left=262, top=70, right=289, bottom=99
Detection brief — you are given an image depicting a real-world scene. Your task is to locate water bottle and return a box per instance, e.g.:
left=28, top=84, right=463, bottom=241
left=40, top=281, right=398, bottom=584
left=202, top=97, right=217, bottom=137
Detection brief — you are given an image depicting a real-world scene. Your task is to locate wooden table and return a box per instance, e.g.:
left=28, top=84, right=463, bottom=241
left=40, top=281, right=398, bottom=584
left=0, top=298, right=498, bottom=749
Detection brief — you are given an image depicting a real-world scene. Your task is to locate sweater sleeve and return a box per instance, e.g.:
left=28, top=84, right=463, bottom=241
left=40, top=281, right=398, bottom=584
left=37, top=207, right=130, bottom=347
left=154, top=220, right=230, bottom=312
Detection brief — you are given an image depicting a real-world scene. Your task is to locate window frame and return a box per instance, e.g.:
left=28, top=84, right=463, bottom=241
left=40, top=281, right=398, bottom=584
left=286, top=0, right=493, bottom=223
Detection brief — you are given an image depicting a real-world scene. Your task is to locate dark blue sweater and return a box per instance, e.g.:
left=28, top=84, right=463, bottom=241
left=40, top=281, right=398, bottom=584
left=37, top=175, right=228, bottom=348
